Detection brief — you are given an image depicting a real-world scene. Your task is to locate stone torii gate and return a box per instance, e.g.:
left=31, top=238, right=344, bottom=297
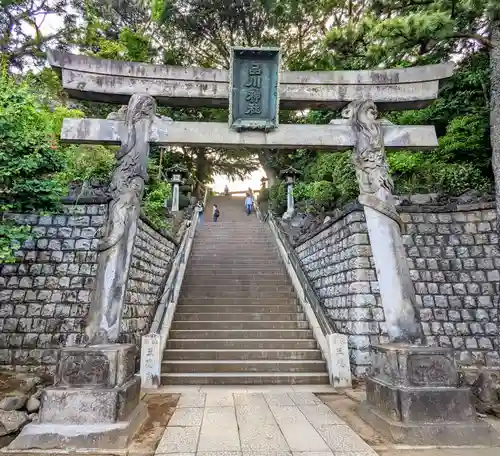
left=12, top=50, right=493, bottom=451
left=50, top=50, right=446, bottom=347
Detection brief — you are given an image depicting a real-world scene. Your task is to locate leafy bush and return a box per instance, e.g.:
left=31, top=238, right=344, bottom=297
left=269, top=181, right=287, bottom=215
left=257, top=187, right=269, bottom=203
left=0, top=73, right=73, bottom=263
left=57, top=145, right=115, bottom=186
left=389, top=151, right=492, bottom=195
left=143, top=180, right=172, bottom=231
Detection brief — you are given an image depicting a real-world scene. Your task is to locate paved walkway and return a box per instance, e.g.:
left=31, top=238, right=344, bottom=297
left=155, top=391, right=376, bottom=456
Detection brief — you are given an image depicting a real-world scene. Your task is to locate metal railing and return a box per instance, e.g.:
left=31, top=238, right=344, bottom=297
left=149, top=186, right=209, bottom=346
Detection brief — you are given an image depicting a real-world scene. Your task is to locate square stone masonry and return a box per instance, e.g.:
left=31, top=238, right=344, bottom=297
left=55, top=344, right=136, bottom=388
left=370, top=344, right=459, bottom=388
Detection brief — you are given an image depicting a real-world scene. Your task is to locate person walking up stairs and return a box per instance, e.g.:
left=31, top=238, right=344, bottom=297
left=161, top=195, right=329, bottom=384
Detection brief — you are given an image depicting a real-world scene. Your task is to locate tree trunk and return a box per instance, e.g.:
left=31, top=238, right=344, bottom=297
left=491, top=21, right=500, bottom=236
left=258, top=149, right=278, bottom=187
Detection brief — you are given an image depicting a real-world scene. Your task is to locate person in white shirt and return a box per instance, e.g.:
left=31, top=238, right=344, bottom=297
left=244, top=193, right=253, bottom=216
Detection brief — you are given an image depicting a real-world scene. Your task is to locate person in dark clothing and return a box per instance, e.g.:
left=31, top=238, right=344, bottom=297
left=213, top=204, right=220, bottom=222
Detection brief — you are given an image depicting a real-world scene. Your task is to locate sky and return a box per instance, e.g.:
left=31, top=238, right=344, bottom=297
left=212, top=170, right=265, bottom=193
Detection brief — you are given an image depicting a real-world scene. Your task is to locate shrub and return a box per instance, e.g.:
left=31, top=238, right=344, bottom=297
left=143, top=180, right=172, bottom=231
left=0, top=74, right=72, bottom=262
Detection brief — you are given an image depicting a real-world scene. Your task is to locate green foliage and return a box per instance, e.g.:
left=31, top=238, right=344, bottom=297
left=257, top=188, right=270, bottom=203
left=269, top=182, right=287, bottom=215
left=143, top=180, right=172, bottom=232
left=0, top=73, right=70, bottom=262
left=0, top=220, right=30, bottom=264
left=388, top=151, right=492, bottom=195
left=56, top=146, right=115, bottom=185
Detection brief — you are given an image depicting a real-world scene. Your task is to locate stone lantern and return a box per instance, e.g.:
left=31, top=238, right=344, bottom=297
left=166, top=164, right=189, bottom=212
left=280, top=166, right=301, bottom=214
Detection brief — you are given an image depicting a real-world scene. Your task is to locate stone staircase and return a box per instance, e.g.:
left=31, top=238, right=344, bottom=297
left=161, top=196, right=329, bottom=385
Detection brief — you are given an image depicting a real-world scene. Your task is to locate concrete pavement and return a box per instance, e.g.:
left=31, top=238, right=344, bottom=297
left=154, top=391, right=376, bottom=456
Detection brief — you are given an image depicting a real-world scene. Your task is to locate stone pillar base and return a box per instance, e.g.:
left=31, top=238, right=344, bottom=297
left=8, top=344, right=146, bottom=451
left=358, top=344, right=500, bottom=446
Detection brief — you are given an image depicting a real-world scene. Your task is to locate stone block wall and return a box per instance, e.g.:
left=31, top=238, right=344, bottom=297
left=295, top=202, right=499, bottom=377
left=120, top=218, right=176, bottom=347
left=295, top=206, right=386, bottom=377
left=0, top=200, right=107, bottom=372
left=0, top=202, right=177, bottom=373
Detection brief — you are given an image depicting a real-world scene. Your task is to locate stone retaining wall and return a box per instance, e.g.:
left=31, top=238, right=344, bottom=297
left=0, top=201, right=176, bottom=373
left=120, top=218, right=176, bottom=347
left=0, top=200, right=107, bottom=372
left=295, top=202, right=499, bottom=377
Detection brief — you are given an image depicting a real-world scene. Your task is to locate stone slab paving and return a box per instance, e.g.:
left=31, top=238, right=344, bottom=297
left=155, top=391, right=376, bottom=456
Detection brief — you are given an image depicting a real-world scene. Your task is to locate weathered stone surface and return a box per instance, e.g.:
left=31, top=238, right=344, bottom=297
left=39, top=376, right=140, bottom=425
left=55, top=344, right=136, bottom=388
left=86, top=94, right=157, bottom=344
left=344, top=99, right=421, bottom=343
left=370, top=344, right=458, bottom=387
left=0, top=395, right=28, bottom=411
left=0, top=410, right=29, bottom=436
left=358, top=400, right=498, bottom=445
left=140, top=333, right=161, bottom=388
left=25, top=397, right=40, bottom=413
left=61, top=118, right=439, bottom=150
left=294, top=201, right=498, bottom=373
left=8, top=402, right=146, bottom=450
left=359, top=342, right=499, bottom=445
left=48, top=51, right=453, bottom=110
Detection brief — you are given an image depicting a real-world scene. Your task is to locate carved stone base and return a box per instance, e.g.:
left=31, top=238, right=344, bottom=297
left=8, top=344, right=145, bottom=451
left=7, top=403, right=146, bottom=451
left=358, top=344, right=500, bottom=445
left=358, top=401, right=497, bottom=446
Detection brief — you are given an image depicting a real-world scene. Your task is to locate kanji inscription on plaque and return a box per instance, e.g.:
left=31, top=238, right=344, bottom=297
left=229, top=47, right=280, bottom=131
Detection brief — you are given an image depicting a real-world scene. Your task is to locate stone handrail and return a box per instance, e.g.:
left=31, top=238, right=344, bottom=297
left=258, top=206, right=352, bottom=387
left=140, top=187, right=209, bottom=388
left=267, top=212, right=335, bottom=336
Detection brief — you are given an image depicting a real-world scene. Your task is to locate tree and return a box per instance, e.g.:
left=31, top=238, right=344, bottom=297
left=0, top=0, right=76, bottom=71
left=323, top=0, right=500, bottom=229
left=152, top=0, right=337, bottom=183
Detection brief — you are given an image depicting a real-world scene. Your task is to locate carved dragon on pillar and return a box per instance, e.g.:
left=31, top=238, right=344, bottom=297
left=86, top=94, right=157, bottom=345
left=341, top=100, right=403, bottom=229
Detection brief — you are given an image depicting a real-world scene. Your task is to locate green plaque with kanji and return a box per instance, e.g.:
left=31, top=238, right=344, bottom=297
left=229, top=47, right=280, bottom=132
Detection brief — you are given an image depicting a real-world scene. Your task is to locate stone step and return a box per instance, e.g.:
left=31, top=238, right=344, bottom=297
left=190, top=250, right=278, bottom=256
left=180, top=284, right=294, bottom=293
left=189, top=256, right=283, bottom=262
left=164, top=348, right=323, bottom=361
left=174, top=312, right=305, bottom=321
left=183, top=267, right=288, bottom=275
left=182, top=278, right=291, bottom=286
left=181, top=283, right=294, bottom=291
left=162, top=360, right=327, bottom=373
left=183, top=273, right=289, bottom=280
left=180, top=290, right=295, bottom=299
left=160, top=372, right=330, bottom=385
left=178, top=297, right=297, bottom=306
left=170, top=320, right=310, bottom=330
left=176, top=304, right=301, bottom=313
left=168, top=329, right=314, bottom=339
left=166, top=339, right=318, bottom=350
